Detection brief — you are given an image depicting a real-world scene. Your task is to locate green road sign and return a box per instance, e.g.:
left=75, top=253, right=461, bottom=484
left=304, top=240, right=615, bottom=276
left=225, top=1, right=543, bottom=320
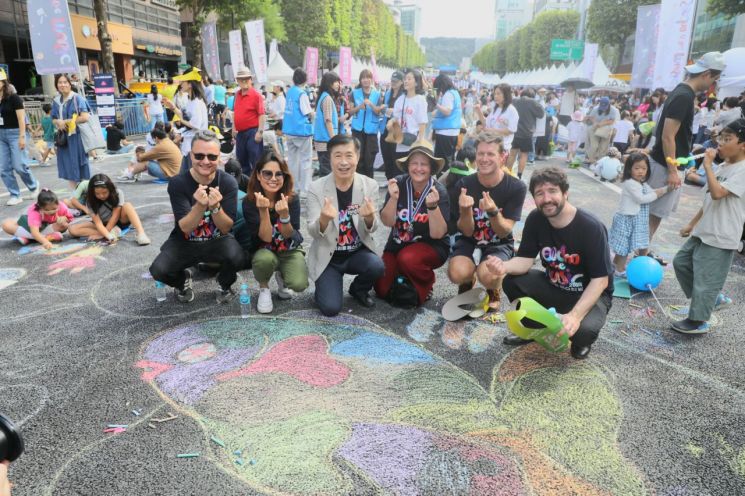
left=550, top=39, right=584, bottom=61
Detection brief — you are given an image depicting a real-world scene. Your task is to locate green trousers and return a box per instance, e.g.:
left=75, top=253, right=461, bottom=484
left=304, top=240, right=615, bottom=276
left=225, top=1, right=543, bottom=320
left=251, top=248, right=309, bottom=292
left=673, top=236, right=735, bottom=322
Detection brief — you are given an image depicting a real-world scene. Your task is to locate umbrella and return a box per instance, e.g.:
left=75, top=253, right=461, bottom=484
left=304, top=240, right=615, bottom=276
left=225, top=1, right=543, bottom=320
left=589, top=83, right=632, bottom=94
left=560, top=77, right=594, bottom=89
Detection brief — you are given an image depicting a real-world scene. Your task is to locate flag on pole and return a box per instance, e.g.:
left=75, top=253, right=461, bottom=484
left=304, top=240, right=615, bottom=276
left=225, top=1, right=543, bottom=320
left=305, top=47, right=319, bottom=85
left=244, top=20, right=268, bottom=84
left=339, top=46, right=352, bottom=86
left=27, top=0, right=80, bottom=74
left=228, top=29, right=246, bottom=75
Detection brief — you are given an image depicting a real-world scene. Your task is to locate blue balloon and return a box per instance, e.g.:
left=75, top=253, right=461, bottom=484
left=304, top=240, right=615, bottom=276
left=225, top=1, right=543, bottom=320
left=626, top=256, right=664, bottom=291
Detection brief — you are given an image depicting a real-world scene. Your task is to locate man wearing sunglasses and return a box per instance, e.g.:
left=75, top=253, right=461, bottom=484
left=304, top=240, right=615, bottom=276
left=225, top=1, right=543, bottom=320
left=150, top=130, right=244, bottom=304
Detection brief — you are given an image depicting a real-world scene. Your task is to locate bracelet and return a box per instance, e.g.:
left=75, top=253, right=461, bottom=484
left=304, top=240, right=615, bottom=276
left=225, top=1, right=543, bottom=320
left=487, top=209, right=500, bottom=217
left=426, top=204, right=438, bottom=210
left=279, top=216, right=291, bottom=224
left=665, top=156, right=677, bottom=166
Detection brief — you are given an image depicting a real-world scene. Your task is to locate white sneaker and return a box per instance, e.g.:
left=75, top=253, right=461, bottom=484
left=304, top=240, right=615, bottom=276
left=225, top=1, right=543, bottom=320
left=275, top=271, right=294, bottom=300
left=257, top=288, right=273, bottom=314
left=6, top=196, right=22, bottom=206
left=135, top=231, right=151, bottom=245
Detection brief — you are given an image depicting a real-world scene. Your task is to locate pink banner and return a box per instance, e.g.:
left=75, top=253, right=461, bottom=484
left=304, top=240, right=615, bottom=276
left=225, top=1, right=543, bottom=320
left=370, top=48, right=379, bottom=84
left=339, top=46, right=352, bottom=86
left=305, top=47, right=319, bottom=85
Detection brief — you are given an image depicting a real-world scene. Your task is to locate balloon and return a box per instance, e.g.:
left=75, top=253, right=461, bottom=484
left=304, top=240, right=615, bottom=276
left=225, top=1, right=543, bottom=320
left=639, top=121, right=655, bottom=137
left=626, top=256, right=664, bottom=291
left=599, top=157, right=622, bottom=181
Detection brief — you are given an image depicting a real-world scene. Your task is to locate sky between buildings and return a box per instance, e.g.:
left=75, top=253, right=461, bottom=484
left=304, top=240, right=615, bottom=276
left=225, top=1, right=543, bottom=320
left=395, top=0, right=497, bottom=39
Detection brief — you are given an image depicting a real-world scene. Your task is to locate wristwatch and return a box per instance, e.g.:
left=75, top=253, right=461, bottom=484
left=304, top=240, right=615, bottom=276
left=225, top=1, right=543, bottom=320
left=279, top=216, right=291, bottom=224
left=426, top=204, right=438, bottom=210
left=487, top=209, right=500, bottom=217
left=210, top=205, right=221, bottom=215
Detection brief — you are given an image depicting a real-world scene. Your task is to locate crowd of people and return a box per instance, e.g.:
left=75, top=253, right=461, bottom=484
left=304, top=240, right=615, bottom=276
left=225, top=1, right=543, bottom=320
left=0, top=50, right=743, bottom=352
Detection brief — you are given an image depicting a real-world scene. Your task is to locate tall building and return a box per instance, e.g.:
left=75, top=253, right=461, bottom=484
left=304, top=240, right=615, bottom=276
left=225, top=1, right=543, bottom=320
left=0, top=0, right=182, bottom=93
left=690, top=0, right=745, bottom=60
left=394, top=0, right=422, bottom=43
left=533, top=0, right=577, bottom=16
left=494, top=0, right=533, bottom=41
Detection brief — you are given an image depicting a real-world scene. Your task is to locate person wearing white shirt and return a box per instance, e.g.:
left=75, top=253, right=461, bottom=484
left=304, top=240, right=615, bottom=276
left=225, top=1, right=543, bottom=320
left=474, top=83, right=519, bottom=152
left=146, top=85, right=164, bottom=130
left=163, top=79, right=209, bottom=174
left=611, top=111, right=636, bottom=153
left=389, top=69, right=428, bottom=159
left=559, top=85, right=577, bottom=126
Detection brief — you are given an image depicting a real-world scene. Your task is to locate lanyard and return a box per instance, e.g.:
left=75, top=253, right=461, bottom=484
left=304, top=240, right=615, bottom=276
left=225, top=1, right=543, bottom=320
left=405, top=176, right=432, bottom=220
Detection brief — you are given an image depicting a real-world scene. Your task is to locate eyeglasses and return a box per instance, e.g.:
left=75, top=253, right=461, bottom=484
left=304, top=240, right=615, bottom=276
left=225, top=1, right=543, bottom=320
left=193, top=153, right=219, bottom=161
left=260, top=170, right=285, bottom=180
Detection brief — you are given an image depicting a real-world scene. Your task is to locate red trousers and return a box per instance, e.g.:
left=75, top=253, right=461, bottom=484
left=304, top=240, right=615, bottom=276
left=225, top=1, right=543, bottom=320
left=374, top=243, right=445, bottom=305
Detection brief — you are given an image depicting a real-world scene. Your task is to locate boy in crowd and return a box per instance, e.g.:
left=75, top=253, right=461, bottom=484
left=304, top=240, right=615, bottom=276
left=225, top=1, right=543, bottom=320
left=672, top=119, right=745, bottom=334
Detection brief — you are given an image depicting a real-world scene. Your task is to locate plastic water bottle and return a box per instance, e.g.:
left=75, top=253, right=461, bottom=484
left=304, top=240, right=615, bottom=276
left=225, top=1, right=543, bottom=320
left=155, top=281, right=167, bottom=302
left=239, top=284, right=251, bottom=318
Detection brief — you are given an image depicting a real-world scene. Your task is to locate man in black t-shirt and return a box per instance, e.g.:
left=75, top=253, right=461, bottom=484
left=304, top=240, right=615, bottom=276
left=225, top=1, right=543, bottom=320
left=106, top=121, right=134, bottom=154
left=448, top=131, right=527, bottom=310
left=646, top=52, right=726, bottom=264
left=507, top=89, right=544, bottom=179
left=149, top=130, right=244, bottom=304
left=486, top=167, right=613, bottom=360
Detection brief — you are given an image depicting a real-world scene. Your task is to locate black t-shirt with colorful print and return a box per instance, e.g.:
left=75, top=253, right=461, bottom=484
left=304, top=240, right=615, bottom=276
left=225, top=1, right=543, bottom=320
left=168, top=169, right=238, bottom=242
left=243, top=194, right=303, bottom=253
left=335, top=185, right=362, bottom=254
left=383, top=174, right=451, bottom=262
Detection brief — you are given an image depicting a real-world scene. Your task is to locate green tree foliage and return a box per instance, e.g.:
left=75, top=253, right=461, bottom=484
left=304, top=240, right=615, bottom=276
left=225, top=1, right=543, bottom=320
left=707, top=0, right=745, bottom=18
left=280, top=0, right=425, bottom=67
left=586, top=0, right=657, bottom=70
left=473, top=10, right=578, bottom=74
left=217, top=0, right=285, bottom=41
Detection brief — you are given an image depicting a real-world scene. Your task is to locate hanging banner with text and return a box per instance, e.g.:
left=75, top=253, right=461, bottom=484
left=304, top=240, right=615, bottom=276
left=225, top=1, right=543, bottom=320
left=27, top=0, right=80, bottom=74
left=93, top=73, right=116, bottom=126
left=269, top=39, right=278, bottom=64
left=201, top=21, right=220, bottom=81
left=582, top=43, right=598, bottom=82
left=338, top=46, right=352, bottom=86
left=370, top=48, right=379, bottom=84
left=228, top=29, right=246, bottom=76
left=631, top=4, right=661, bottom=89
left=245, top=20, right=268, bottom=84
left=652, top=0, right=696, bottom=91
left=305, top=47, right=319, bottom=85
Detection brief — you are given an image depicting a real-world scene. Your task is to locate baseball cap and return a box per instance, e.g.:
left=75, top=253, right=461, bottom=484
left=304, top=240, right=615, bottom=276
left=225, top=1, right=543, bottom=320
left=598, top=96, right=610, bottom=108
left=391, top=71, right=404, bottom=82
left=685, top=52, right=726, bottom=75
left=724, top=118, right=745, bottom=141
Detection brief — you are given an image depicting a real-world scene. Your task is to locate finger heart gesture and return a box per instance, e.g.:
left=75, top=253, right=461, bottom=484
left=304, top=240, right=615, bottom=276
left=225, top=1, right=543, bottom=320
left=255, top=191, right=271, bottom=209
left=459, top=188, right=474, bottom=210
left=275, top=193, right=290, bottom=217
left=207, top=186, right=222, bottom=208
left=387, top=178, right=400, bottom=199
left=425, top=188, right=439, bottom=208
left=194, top=184, right=210, bottom=206
left=359, top=197, right=376, bottom=219
left=479, top=191, right=496, bottom=213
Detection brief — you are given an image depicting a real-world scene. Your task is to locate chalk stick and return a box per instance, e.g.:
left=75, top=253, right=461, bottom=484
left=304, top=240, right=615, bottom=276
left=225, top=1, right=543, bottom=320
left=132, top=410, right=141, bottom=416
left=148, top=423, right=156, bottom=429
left=211, top=436, right=225, bottom=447
left=176, top=453, right=200, bottom=458
left=235, top=459, right=244, bottom=466
left=233, top=450, right=242, bottom=456
left=107, top=424, right=128, bottom=428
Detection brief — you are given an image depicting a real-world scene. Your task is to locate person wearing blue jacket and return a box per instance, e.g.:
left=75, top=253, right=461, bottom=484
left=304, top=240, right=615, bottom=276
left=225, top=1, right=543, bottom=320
left=431, top=74, right=462, bottom=172
left=313, top=72, right=344, bottom=177
left=349, top=69, right=384, bottom=178
left=282, top=68, right=315, bottom=193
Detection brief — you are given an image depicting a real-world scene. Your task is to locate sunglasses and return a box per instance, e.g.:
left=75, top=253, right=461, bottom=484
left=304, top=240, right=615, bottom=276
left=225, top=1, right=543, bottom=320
left=193, top=153, right=219, bottom=161
left=260, top=170, right=285, bottom=180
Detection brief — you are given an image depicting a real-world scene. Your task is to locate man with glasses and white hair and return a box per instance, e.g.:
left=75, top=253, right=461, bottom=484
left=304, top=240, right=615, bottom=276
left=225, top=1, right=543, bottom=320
left=150, top=130, right=244, bottom=304
left=645, top=52, right=726, bottom=265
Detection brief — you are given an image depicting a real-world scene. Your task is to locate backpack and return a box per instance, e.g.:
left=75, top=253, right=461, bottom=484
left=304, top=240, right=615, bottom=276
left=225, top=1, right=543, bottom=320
left=387, top=276, right=419, bottom=309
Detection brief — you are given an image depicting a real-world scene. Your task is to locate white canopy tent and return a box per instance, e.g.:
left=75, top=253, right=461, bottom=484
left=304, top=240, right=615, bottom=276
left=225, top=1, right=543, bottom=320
left=719, top=47, right=745, bottom=99
left=332, top=57, right=396, bottom=85
left=266, top=50, right=295, bottom=84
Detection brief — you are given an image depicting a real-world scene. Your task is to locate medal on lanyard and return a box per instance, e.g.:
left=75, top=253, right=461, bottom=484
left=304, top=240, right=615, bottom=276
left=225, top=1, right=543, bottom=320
left=405, top=177, right=432, bottom=234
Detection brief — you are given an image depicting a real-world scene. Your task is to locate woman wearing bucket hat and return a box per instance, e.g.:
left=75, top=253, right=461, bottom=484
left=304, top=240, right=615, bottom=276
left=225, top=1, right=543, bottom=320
left=375, top=140, right=450, bottom=306
left=585, top=96, right=619, bottom=164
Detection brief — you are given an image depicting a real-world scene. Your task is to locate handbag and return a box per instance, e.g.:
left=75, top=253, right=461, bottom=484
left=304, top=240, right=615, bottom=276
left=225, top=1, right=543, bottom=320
left=54, top=129, right=68, bottom=147
left=387, top=275, right=419, bottom=309
left=79, top=110, right=106, bottom=153
left=402, top=132, right=417, bottom=146
left=594, top=125, right=612, bottom=139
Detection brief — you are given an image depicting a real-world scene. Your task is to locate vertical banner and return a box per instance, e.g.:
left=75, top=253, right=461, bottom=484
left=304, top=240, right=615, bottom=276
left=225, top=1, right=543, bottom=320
left=93, top=73, right=116, bottom=126
left=201, top=21, right=220, bottom=80
left=305, top=47, right=319, bottom=85
left=339, top=46, right=352, bottom=86
left=631, top=4, right=661, bottom=89
left=370, top=48, right=379, bottom=84
left=268, top=39, right=278, bottom=64
left=228, top=29, right=246, bottom=76
left=652, top=0, right=696, bottom=91
left=244, top=20, right=268, bottom=84
left=27, top=0, right=80, bottom=74
left=582, top=43, right=598, bottom=82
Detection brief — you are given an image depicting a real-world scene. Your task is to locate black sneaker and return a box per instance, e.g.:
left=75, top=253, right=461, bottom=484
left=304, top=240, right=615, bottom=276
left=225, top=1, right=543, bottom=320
left=216, top=286, right=236, bottom=304
left=671, top=318, right=710, bottom=334
left=175, top=270, right=194, bottom=303
left=645, top=251, right=668, bottom=266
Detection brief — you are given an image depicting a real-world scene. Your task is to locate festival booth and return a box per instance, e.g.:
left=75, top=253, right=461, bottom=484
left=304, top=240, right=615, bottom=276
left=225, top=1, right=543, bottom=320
left=719, top=47, right=745, bottom=99
left=266, top=50, right=295, bottom=85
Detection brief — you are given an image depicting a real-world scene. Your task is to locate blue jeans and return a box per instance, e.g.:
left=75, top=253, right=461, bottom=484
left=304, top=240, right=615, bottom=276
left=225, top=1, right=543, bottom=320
left=235, top=128, right=264, bottom=176
left=147, top=160, right=170, bottom=180
left=314, top=248, right=385, bottom=316
left=107, top=143, right=135, bottom=155
left=0, top=128, right=37, bottom=198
